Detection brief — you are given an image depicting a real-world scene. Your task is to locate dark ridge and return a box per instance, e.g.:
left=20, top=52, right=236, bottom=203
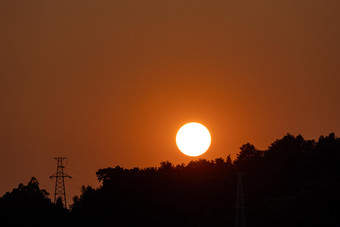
left=1, top=133, right=339, bottom=226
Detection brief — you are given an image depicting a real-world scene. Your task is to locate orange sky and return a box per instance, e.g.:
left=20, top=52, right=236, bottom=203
left=1, top=0, right=339, bottom=204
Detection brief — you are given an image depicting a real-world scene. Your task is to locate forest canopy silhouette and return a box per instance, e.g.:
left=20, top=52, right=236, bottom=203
left=1, top=133, right=339, bottom=226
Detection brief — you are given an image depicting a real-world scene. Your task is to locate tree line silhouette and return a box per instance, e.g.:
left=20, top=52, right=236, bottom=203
left=1, top=133, right=339, bottom=226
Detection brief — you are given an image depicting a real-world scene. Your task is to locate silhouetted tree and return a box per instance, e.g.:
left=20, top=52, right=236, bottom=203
left=56, top=197, right=64, bottom=209
left=69, top=133, right=340, bottom=226
left=159, top=161, right=174, bottom=175
left=226, top=154, right=233, bottom=167
left=0, top=177, right=70, bottom=227
left=234, top=143, right=263, bottom=171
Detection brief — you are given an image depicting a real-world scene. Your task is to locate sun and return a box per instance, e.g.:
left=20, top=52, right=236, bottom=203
left=176, top=122, right=211, bottom=157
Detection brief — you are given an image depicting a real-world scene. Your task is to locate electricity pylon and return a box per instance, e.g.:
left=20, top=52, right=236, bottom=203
left=50, top=157, right=72, bottom=208
left=234, top=173, right=246, bottom=227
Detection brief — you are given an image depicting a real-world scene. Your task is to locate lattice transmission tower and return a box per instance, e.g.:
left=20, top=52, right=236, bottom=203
left=234, top=173, right=246, bottom=227
left=50, top=157, right=72, bottom=208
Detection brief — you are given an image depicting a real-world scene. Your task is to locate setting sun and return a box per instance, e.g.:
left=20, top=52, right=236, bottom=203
left=176, top=122, right=211, bottom=157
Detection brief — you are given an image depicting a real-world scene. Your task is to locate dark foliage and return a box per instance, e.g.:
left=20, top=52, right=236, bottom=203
left=2, top=133, right=340, bottom=226
left=0, top=177, right=70, bottom=227
left=70, top=133, right=340, bottom=227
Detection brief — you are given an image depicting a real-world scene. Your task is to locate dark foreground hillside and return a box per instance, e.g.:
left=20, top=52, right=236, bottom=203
left=0, top=177, right=69, bottom=226
left=1, top=133, right=340, bottom=226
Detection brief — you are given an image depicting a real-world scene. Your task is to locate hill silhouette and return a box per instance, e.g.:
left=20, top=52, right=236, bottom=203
left=0, top=177, right=69, bottom=226
left=1, top=133, right=339, bottom=226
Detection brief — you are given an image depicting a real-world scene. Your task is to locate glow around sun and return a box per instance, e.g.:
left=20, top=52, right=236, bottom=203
left=176, top=122, right=211, bottom=157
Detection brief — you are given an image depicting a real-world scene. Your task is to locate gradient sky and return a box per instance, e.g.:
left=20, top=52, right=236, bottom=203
left=1, top=0, right=339, bottom=204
